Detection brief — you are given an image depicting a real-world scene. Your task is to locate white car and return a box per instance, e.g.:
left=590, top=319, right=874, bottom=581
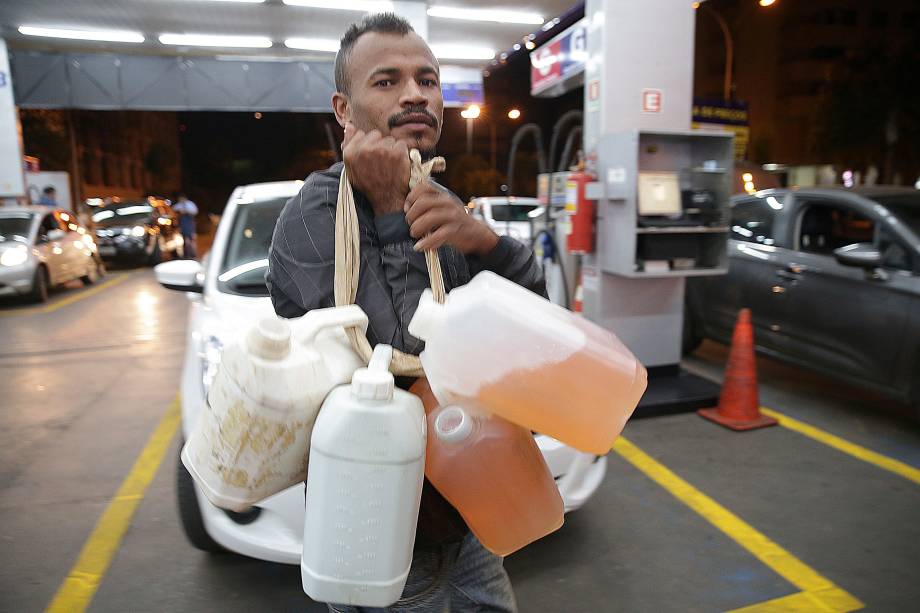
left=0, top=206, right=100, bottom=302
left=155, top=181, right=606, bottom=564
left=470, top=196, right=547, bottom=245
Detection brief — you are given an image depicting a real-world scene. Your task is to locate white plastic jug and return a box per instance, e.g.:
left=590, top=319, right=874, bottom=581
left=302, top=344, right=426, bottom=608
left=181, top=305, right=368, bottom=512
left=408, top=271, right=647, bottom=455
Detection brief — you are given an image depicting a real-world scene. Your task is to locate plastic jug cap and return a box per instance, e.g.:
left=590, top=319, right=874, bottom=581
left=434, top=406, right=473, bottom=443
left=352, top=344, right=395, bottom=401
left=408, top=290, right=446, bottom=342
left=247, top=317, right=291, bottom=360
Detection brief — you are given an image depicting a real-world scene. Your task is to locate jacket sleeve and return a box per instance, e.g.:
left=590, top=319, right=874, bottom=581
left=468, top=235, right=547, bottom=298
left=266, top=175, right=337, bottom=319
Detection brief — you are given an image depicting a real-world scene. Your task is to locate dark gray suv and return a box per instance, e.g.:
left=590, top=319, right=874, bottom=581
left=685, top=186, right=920, bottom=408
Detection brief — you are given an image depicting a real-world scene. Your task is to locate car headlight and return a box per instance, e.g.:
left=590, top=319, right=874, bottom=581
left=131, top=225, right=146, bottom=237
left=198, top=334, right=223, bottom=399
left=0, top=246, right=28, bottom=267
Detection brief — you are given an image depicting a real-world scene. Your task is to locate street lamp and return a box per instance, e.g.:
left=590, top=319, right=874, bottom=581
left=460, top=104, right=481, bottom=154
left=695, top=0, right=776, bottom=102
left=507, top=109, right=521, bottom=120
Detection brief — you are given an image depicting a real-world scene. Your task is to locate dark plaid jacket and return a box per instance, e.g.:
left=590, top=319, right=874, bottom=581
left=266, top=161, right=546, bottom=547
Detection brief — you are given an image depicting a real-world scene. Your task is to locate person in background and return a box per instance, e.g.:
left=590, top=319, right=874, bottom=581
left=172, top=193, right=199, bottom=259
left=37, top=186, right=57, bottom=207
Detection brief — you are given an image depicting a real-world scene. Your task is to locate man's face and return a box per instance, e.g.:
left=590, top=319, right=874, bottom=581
left=334, top=32, right=443, bottom=155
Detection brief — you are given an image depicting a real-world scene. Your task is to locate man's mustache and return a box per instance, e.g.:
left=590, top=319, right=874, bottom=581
left=388, top=107, right=439, bottom=130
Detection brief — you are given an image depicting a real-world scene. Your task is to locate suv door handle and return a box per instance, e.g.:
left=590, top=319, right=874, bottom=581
left=775, top=269, right=800, bottom=280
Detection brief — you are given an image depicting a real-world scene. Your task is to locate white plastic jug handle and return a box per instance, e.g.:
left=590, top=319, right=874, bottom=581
left=368, top=343, right=393, bottom=373
left=294, top=305, right=369, bottom=343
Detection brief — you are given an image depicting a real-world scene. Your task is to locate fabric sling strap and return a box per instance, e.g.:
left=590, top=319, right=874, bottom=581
left=334, top=149, right=447, bottom=376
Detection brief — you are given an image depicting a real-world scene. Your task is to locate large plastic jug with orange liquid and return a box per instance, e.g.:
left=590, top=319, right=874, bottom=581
left=408, top=271, right=647, bottom=455
left=411, top=378, right=563, bottom=556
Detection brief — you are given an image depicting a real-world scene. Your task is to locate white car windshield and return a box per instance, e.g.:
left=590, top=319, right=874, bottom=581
left=217, top=197, right=288, bottom=296
left=0, top=215, right=34, bottom=243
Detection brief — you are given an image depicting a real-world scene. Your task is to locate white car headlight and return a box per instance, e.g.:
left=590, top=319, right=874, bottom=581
left=198, top=334, right=223, bottom=399
left=0, top=246, right=28, bottom=267
left=131, top=225, right=146, bottom=237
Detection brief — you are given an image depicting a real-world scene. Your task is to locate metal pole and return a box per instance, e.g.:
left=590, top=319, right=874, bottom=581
left=466, top=117, right=473, bottom=154
left=701, top=4, right=734, bottom=102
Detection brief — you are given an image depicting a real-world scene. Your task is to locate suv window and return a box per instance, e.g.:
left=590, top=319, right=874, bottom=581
left=797, top=200, right=874, bottom=254
left=730, top=196, right=778, bottom=245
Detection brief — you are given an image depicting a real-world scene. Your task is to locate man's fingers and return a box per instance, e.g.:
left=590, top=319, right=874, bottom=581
left=404, top=181, right=440, bottom=212
left=405, top=193, right=449, bottom=226
left=414, top=225, right=453, bottom=252
left=410, top=209, right=454, bottom=240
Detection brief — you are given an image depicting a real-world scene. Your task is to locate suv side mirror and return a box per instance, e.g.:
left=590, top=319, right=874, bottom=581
left=834, top=243, right=882, bottom=269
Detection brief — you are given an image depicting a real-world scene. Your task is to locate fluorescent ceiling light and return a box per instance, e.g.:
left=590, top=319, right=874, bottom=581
left=158, top=33, right=273, bottom=48
left=18, top=26, right=145, bottom=43
left=282, top=0, right=393, bottom=11
left=284, top=38, right=340, bottom=52
left=194, top=0, right=266, bottom=3
left=427, top=7, right=543, bottom=25
left=431, top=45, right=495, bottom=60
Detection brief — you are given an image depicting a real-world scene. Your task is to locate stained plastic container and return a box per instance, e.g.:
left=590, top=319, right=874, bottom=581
left=302, top=344, right=426, bottom=608
left=181, top=305, right=368, bottom=512
left=411, top=378, right=564, bottom=556
left=408, top=271, right=647, bottom=455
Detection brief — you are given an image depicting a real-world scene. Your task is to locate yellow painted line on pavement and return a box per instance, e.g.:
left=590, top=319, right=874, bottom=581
left=612, top=437, right=863, bottom=613
left=760, top=407, right=920, bottom=487
left=728, top=586, right=865, bottom=613
left=44, top=397, right=181, bottom=613
left=0, top=273, right=132, bottom=317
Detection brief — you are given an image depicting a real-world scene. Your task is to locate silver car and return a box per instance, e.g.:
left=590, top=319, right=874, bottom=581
left=0, top=206, right=100, bottom=303
left=685, top=187, right=920, bottom=407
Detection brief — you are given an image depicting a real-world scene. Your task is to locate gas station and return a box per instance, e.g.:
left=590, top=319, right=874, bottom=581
left=1, top=1, right=920, bottom=612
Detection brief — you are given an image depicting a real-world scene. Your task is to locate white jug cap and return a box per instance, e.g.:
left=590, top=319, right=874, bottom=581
left=408, top=290, right=446, bottom=342
left=352, top=344, right=394, bottom=401
left=434, top=406, right=473, bottom=443
left=247, top=317, right=291, bottom=360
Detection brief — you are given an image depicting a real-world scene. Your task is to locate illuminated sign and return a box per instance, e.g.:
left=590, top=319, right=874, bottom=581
left=530, top=18, right=588, bottom=97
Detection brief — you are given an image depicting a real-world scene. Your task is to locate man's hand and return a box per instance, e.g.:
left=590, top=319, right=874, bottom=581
left=405, top=181, right=499, bottom=256
left=342, top=122, right=411, bottom=217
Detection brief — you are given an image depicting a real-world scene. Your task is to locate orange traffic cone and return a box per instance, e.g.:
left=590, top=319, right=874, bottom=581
left=698, top=309, right=778, bottom=431
left=572, top=272, right=584, bottom=314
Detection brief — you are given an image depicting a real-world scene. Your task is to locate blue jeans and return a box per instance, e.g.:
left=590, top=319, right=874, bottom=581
left=327, top=533, right=517, bottom=612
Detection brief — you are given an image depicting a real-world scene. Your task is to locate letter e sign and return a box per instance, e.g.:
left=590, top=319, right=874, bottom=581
left=642, top=89, right=662, bottom=113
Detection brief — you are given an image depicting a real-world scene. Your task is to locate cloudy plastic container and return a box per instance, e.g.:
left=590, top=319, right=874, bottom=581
left=408, top=271, right=647, bottom=455
left=181, top=305, right=368, bottom=512
left=411, top=378, right=563, bottom=556
left=302, top=345, right=426, bottom=608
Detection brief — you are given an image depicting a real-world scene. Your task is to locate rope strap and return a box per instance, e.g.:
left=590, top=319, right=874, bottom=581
left=334, top=149, right=446, bottom=376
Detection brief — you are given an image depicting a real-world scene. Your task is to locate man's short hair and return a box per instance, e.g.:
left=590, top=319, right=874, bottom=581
left=334, top=13, right=414, bottom=95
left=43, top=186, right=56, bottom=194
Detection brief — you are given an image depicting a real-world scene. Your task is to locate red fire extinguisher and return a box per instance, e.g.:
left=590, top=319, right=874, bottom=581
left=565, top=158, right=596, bottom=254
